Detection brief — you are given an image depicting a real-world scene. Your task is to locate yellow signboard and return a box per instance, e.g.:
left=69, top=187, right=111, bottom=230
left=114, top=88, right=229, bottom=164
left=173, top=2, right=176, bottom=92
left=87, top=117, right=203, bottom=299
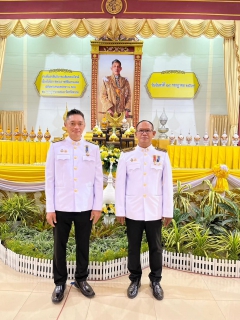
left=35, top=69, right=87, bottom=98
left=146, top=71, right=200, bottom=98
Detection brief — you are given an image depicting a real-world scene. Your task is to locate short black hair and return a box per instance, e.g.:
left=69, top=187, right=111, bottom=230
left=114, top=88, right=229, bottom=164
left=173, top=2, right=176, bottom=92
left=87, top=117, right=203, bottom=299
left=66, top=109, right=85, bottom=120
left=136, top=120, right=154, bottom=130
left=112, top=59, right=121, bottom=67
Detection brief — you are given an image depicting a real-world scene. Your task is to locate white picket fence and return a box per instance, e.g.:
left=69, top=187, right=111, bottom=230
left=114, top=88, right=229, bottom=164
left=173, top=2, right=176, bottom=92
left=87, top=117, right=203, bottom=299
left=0, top=242, right=240, bottom=279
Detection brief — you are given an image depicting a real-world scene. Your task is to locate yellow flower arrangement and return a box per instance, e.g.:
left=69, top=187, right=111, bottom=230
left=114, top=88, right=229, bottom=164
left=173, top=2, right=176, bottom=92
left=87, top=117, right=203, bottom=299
left=100, top=145, right=121, bottom=173
left=102, top=203, right=115, bottom=216
left=212, top=164, right=229, bottom=192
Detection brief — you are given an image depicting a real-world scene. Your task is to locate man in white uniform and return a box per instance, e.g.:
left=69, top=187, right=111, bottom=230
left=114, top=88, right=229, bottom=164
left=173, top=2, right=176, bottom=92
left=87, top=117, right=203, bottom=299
left=45, top=109, right=103, bottom=303
left=115, top=120, right=173, bottom=300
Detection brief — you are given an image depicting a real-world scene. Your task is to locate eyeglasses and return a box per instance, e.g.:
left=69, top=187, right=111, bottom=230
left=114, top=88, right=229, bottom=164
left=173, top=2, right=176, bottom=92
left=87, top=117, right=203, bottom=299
left=137, top=129, right=153, bottom=134
left=69, top=122, right=85, bottom=127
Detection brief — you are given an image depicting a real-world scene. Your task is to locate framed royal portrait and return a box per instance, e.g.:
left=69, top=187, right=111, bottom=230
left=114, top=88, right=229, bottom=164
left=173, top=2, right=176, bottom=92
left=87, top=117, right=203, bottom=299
left=90, top=40, right=143, bottom=128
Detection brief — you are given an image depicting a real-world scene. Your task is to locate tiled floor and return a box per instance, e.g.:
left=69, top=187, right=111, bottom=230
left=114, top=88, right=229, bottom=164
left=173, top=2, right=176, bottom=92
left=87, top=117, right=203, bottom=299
left=0, top=260, right=240, bottom=320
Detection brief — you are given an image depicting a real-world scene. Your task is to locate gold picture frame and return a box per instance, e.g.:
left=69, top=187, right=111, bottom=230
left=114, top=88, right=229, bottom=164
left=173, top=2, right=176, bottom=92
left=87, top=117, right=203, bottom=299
left=90, top=40, right=143, bottom=128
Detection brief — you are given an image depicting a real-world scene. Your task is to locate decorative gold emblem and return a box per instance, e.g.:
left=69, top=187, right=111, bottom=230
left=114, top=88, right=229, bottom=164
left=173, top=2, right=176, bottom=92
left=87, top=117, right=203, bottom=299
left=105, top=0, right=123, bottom=15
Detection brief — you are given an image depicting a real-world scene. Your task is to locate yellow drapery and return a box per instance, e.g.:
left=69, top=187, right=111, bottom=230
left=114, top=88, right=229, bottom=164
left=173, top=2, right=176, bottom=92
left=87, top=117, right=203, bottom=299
left=0, top=37, right=6, bottom=89
left=0, top=19, right=235, bottom=39
left=167, top=145, right=240, bottom=170
left=0, top=111, right=24, bottom=136
left=1, top=165, right=239, bottom=185
left=209, top=115, right=229, bottom=145
left=0, top=141, right=50, bottom=164
left=224, top=36, right=239, bottom=139
left=235, top=21, right=240, bottom=93
left=0, top=165, right=45, bottom=182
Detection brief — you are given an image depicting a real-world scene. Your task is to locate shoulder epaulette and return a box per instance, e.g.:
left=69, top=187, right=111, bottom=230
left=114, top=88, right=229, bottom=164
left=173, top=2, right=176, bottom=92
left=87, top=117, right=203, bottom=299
left=52, top=137, right=65, bottom=143
left=155, top=147, right=167, bottom=153
left=86, top=140, right=98, bottom=145
left=122, top=147, right=135, bottom=153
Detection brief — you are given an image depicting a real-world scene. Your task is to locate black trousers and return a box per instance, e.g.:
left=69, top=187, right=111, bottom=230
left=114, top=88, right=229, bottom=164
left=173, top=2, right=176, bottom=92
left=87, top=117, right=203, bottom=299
left=53, top=210, right=92, bottom=285
left=126, top=218, right=162, bottom=283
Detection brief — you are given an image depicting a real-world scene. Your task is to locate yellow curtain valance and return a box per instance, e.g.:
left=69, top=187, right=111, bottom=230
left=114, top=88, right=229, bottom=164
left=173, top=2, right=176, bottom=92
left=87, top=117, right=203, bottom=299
left=0, top=19, right=235, bottom=39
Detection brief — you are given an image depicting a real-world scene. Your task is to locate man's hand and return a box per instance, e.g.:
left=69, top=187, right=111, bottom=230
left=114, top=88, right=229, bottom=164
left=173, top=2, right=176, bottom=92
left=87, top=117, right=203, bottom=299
left=162, top=217, right=172, bottom=227
left=117, top=216, right=125, bottom=225
left=46, top=212, right=57, bottom=227
left=90, top=210, right=101, bottom=224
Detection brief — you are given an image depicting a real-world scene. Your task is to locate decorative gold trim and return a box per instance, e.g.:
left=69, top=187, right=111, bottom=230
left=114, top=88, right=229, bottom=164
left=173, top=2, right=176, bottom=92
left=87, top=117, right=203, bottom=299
left=90, top=40, right=143, bottom=129
left=123, top=11, right=240, bottom=16
left=91, top=54, right=99, bottom=129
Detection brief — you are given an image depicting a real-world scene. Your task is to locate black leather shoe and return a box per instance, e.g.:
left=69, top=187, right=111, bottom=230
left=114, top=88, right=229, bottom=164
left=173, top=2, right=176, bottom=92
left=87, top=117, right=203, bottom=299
left=150, top=281, right=164, bottom=300
left=51, top=284, right=66, bottom=303
left=75, top=280, right=95, bottom=297
left=127, top=280, right=141, bottom=299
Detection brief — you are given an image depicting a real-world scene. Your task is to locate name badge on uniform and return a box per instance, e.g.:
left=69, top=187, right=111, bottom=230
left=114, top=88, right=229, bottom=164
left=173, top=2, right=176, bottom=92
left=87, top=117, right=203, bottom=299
left=85, top=145, right=89, bottom=156
left=130, top=158, right=137, bottom=162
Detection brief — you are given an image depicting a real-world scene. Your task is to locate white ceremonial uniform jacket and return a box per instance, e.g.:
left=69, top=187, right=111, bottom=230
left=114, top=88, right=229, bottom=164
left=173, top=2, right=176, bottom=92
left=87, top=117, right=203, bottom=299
left=115, top=145, right=173, bottom=221
left=45, top=136, right=103, bottom=213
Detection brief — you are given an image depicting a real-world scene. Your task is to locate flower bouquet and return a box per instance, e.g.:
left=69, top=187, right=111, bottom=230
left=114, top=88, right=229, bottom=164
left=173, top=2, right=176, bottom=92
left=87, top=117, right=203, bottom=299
left=100, top=145, right=121, bottom=173
left=102, top=203, right=116, bottom=225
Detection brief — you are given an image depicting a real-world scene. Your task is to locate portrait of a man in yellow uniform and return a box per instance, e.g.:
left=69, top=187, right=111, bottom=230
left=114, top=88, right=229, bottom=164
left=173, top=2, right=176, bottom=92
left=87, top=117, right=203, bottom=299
left=99, top=58, right=132, bottom=119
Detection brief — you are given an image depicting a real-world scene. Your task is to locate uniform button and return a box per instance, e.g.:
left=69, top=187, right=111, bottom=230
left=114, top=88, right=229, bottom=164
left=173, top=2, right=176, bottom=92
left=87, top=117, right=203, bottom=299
left=74, top=178, right=77, bottom=181
left=144, top=162, right=146, bottom=165
left=74, top=156, right=77, bottom=159
left=74, top=167, right=77, bottom=170
left=74, top=189, right=78, bottom=192
left=74, top=146, right=77, bottom=149
left=143, top=183, right=147, bottom=186
left=143, top=194, right=146, bottom=198
left=143, top=172, right=146, bottom=175
left=144, top=153, right=147, bottom=156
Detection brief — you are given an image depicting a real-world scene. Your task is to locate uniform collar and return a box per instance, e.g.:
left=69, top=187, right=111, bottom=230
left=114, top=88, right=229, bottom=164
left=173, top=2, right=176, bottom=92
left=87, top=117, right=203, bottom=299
left=66, top=136, right=83, bottom=146
left=136, top=144, right=154, bottom=153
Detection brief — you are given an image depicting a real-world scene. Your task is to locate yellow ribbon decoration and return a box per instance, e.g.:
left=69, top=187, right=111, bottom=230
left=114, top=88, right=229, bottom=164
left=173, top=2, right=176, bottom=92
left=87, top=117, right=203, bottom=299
left=212, top=164, right=229, bottom=192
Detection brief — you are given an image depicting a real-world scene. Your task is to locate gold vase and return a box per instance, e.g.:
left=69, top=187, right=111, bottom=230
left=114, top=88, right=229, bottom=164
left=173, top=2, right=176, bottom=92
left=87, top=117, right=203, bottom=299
left=37, top=127, right=43, bottom=142
left=5, top=126, right=12, bottom=140
left=0, top=124, right=4, bottom=140
left=44, top=128, right=51, bottom=142
left=29, top=127, right=36, bottom=142
left=22, top=126, right=28, bottom=141
left=14, top=126, right=21, bottom=141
